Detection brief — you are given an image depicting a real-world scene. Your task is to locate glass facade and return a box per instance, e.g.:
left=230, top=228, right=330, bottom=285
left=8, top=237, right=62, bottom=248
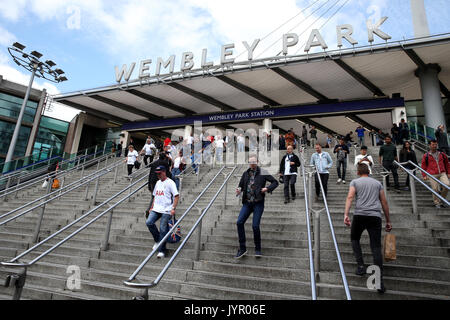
left=406, top=98, right=449, bottom=128
left=0, top=120, right=31, bottom=157
left=32, top=116, right=70, bottom=162
left=0, top=92, right=38, bottom=124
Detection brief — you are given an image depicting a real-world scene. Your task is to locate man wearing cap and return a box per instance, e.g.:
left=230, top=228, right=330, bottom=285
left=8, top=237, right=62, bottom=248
left=146, top=165, right=179, bottom=259
left=235, top=155, right=279, bottom=259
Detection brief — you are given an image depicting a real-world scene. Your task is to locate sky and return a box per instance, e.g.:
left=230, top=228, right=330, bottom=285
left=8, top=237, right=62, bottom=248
left=0, top=0, right=449, bottom=121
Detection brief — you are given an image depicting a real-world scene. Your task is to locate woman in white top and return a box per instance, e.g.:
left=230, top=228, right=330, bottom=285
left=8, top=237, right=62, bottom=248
left=125, top=145, right=140, bottom=176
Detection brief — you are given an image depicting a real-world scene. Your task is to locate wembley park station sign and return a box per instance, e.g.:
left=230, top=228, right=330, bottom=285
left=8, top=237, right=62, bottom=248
left=115, top=17, right=392, bottom=83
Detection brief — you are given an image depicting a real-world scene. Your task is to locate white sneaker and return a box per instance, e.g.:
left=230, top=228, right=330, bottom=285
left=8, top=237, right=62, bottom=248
left=157, top=252, right=165, bottom=259
left=153, top=242, right=159, bottom=251
left=342, top=180, right=346, bottom=184
left=337, top=179, right=342, bottom=184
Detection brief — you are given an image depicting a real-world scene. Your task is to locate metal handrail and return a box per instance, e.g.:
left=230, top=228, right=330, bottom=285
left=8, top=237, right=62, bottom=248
left=401, top=160, right=450, bottom=190
left=123, top=166, right=232, bottom=295
left=0, top=150, right=116, bottom=200
left=0, top=156, right=125, bottom=226
left=298, top=147, right=317, bottom=300
left=314, top=164, right=352, bottom=300
left=0, top=140, right=116, bottom=178
left=394, top=161, right=450, bottom=206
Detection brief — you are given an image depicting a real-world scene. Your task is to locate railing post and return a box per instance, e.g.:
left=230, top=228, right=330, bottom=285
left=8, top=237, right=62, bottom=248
left=3, top=177, right=12, bottom=202
left=103, top=141, right=107, bottom=156
left=314, top=209, right=320, bottom=280
left=178, top=177, right=183, bottom=204
left=409, top=169, right=418, bottom=215
left=47, top=148, right=53, bottom=166
left=194, top=208, right=203, bottom=261
left=14, top=176, right=21, bottom=199
left=92, top=174, right=101, bottom=206
left=32, top=179, right=52, bottom=243
left=7, top=266, right=27, bottom=300
left=308, top=172, right=313, bottom=211
left=128, top=178, right=133, bottom=203
left=197, top=164, right=200, bottom=184
left=382, top=174, right=390, bottom=208
left=114, top=164, right=119, bottom=184
left=101, top=209, right=114, bottom=251
left=223, top=173, right=228, bottom=209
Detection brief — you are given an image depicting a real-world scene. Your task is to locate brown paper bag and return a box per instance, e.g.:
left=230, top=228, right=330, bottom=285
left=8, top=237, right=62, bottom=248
left=384, top=233, right=396, bottom=262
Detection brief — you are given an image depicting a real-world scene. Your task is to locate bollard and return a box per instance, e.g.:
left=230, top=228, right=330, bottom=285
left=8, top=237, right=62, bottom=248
left=101, top=209, right=114, bottom=251
left=194, top=208, right=203, bottom=261
left=409, top=169, right=418, bottom=215
left=6, top=267, right=27, bottom=300
left=32, top=179, right=53, bottom=243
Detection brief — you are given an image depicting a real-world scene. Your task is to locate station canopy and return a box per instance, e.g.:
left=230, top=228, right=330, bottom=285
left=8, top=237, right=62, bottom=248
left=54, top=35, right=450, bottom=134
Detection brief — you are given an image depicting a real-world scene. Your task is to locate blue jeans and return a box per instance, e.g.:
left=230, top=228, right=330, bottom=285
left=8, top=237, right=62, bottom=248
left=236, top=201, right=265, bottom=251
left=358, top=136, right=364, bottom=146
left=237, top=143, right=245, bottom=153
left=172, top=168, right=181, bottom=190
left=146, top=211, right=171, bottom=253
left=216, top=148, right=223, bottom=163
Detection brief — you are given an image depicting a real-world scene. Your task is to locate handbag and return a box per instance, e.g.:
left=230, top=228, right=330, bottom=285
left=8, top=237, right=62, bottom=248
left=383, top=233, right=396, bottom=262
left=166, top=216, right=182, bottom=244
left=279, top=175, right=284, bottom=184
left=51, top=178, right=60, bottom=190
left=134, top=161, right=141, bottom=169
left=42, top=180, right=49, bottom=189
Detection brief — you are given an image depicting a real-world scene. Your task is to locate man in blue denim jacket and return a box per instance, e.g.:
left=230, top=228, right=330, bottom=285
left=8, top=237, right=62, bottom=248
left=310, top=143, right=333, bottom=200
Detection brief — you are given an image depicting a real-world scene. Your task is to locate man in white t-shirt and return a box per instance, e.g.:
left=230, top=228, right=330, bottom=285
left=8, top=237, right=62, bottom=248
left=214, top=135, right=225, bottom=164
left=354, top=146, right=374, bottom=175
left=145, top=165, right=180, bottom=259
left=141, top=139, right=156, bottom=167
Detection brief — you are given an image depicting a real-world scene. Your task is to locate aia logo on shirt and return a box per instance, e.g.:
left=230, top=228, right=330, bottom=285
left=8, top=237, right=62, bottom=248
left=155, top=190, right=165, bottom=196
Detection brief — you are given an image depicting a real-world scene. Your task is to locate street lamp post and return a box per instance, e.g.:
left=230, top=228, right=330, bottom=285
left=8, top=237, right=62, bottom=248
left=3, top=42, right=68, bottom=173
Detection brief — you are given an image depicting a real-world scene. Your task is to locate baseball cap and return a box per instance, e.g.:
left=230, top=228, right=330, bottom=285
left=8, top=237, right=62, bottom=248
left=155, top=165, right=166, bottom=173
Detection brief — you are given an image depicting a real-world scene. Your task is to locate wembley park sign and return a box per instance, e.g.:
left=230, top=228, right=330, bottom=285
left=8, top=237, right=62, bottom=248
left=115, top=17, right=392, bottom=83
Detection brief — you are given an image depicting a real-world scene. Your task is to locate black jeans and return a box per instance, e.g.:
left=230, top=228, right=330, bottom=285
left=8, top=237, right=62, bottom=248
left=127, top=164, right=134, bottom=176
left=382, top=161, right=399, bottom=189
left=314, top=173, right=329, bottom=197
left=337, top=159, right=347, bottom=180
left=143, top=155, right=154, bottom=166
left=284, top=174, right=297, bottom=199
left=351, top=215, right=383, bottom=273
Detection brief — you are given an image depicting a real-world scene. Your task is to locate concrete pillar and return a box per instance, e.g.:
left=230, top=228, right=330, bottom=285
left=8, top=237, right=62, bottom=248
left=25, top=89, right=47, bottom=159
left=263, top=119, right=273, bottom=134
left=410, top=0, right=430, bottom=38
left=184, top=125, right=193, bottom=140
left=66, top=113, right=86, bottom=155
left=415, top=64, right=445, bottom=130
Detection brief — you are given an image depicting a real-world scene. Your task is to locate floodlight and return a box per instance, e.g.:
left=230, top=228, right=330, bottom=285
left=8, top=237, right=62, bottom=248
left=54, top=68, right=65, bottom=75
left=12, top=42, right=26, bottom=50
left=58, top=76, right=68, bottom=82
left=45, top=60, right=56, bottom=67
left=30, top=51, right=43, bottom=59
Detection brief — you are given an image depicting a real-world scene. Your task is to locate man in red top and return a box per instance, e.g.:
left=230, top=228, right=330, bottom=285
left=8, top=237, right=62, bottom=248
left=421, top=139, right=450, bottom=208
left=164, top=137, right=172, bottom=148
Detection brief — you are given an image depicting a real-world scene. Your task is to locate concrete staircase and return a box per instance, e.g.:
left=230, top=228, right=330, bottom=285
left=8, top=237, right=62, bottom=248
left=0, top=148, right=449, bottom=300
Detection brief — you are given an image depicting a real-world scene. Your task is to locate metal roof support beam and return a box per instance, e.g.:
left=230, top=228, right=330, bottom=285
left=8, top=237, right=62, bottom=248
left=126, top=89, right=195, bottom=116
left=404, top=48, right=450, bottom=99
left=58, top=99, right=128, bottom=124
left=297, top=118, right=338, bottom=136
left=346, top=114, right=380, bottom=133
left=168, top=82, right=236, bottom=112
left=333, top=59, right=386, bottom=97
left=216, top=75, right=280, bottom=106
left=89, top=94, right=160, bottom=120
left=271, top=67, right=331, bottom=102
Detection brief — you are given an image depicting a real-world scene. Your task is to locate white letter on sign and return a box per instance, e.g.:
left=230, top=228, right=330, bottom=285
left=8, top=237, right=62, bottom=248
left=115, top=63, right=136, bottom=83
left=337, top=24, right=358, bottom=48
left=367, top=17, right=392, bottom=43
left=156, top=55, right=176, bottom=76
left=282, top=33, right=298, bottom=55
left=304, top=29, right=328, bottom=52
left=221, top=44, right=235, bottom=64
left=181, top=52, right=194, bottom=71
left=242, top=39, right=260, bottom=61
left=139, top=59, right=152, bottom=79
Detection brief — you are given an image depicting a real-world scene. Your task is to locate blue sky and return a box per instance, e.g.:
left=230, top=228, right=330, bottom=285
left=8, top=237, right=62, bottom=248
left=0, top=0, right=449, bottom=120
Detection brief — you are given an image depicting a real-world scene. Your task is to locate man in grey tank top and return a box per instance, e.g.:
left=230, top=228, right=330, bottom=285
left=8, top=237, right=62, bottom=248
left=344, top=164, right=392, bottom=294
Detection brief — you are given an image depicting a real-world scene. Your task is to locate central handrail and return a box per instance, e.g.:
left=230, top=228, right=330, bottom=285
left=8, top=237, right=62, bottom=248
left=123, top=166, right=233, bottom=292
left=401, top=160, right=450, bottom=190
left=0, top=156, right=125, bottom=226
left=298, top=147, right=317, bottom=300
left=314, top=164, right=352, bottom=300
